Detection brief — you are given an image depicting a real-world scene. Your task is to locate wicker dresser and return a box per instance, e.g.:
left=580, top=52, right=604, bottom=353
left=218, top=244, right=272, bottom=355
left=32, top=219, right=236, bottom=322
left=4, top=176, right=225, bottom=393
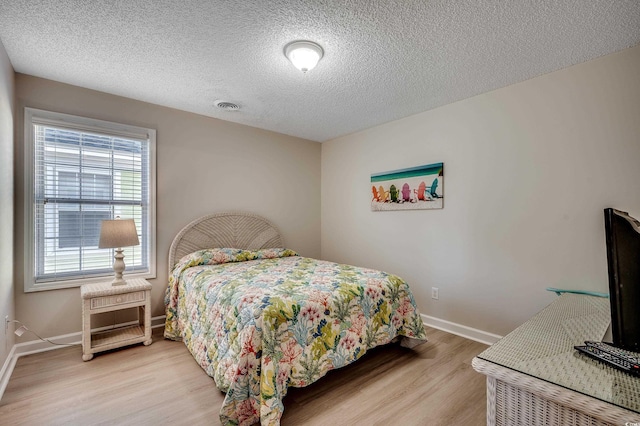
left=473, top=294, right=640, bottom=425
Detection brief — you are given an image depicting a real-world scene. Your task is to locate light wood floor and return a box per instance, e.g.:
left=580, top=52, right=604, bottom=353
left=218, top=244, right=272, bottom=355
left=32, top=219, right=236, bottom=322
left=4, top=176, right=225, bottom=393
left=0, top=326, right=488, bottom=425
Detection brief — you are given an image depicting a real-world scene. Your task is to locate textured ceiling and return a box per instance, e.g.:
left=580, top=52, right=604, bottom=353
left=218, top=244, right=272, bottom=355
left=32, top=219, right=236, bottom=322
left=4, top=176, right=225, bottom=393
left=0, top=1, right=639, bottom=142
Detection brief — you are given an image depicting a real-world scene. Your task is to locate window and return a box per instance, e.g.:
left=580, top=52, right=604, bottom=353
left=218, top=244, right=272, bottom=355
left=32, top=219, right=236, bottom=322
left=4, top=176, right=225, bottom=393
left=24, top=108, right=156, bottom=291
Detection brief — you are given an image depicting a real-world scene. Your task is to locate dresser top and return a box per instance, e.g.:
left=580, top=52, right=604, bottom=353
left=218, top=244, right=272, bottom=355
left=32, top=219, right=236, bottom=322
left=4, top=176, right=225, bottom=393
left=81, top=278, right=151, bottom=299
left=478, top=293, right=640, bottom=413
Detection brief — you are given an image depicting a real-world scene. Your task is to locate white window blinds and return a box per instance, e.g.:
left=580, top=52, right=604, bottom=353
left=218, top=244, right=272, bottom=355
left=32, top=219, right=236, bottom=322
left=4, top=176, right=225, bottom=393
left=25, top=108, right=156, bottom=291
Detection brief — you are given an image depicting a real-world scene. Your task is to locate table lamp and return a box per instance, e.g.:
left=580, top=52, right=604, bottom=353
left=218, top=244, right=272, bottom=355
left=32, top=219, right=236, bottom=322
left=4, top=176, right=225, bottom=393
left=98, top=218, right=140, bottom=286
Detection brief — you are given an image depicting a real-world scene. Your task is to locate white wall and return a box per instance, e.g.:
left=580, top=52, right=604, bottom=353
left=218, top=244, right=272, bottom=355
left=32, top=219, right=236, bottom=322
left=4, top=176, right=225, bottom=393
left=14, top=75, right=321, bottom=340
left=321, top=45, right=640, bottom=336
left=0, top=40, right=15, bottom=367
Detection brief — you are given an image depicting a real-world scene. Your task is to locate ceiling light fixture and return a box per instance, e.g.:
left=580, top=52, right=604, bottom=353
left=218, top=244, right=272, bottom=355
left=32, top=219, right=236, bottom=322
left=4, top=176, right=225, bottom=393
left=284, top=41, right=324, bottom=73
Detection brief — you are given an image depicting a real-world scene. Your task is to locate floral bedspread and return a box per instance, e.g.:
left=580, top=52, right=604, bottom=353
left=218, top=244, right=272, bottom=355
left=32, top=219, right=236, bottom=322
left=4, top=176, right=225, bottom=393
left=164, top=248, right=427, bottom=425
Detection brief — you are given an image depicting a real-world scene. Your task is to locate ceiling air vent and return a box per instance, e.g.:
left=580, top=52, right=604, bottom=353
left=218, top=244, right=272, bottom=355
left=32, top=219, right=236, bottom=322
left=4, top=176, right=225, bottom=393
left=214, top=100, right=240, bottom=111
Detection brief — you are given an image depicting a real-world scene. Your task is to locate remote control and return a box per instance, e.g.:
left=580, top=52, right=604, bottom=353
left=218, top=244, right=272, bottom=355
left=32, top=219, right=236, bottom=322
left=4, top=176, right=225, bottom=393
left=583, top=340, right=640, bottom=365
left=574, top=345, right=640, bottom=376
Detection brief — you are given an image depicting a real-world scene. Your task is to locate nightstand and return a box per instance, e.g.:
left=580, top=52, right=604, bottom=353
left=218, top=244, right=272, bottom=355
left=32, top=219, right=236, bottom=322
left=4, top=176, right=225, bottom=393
left=81, top=278, right=152, bottom=361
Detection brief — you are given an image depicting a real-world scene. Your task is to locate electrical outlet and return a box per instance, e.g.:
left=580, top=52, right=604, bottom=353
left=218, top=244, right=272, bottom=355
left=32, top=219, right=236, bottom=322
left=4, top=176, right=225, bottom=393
left=431, top=287, right=439, bottom=300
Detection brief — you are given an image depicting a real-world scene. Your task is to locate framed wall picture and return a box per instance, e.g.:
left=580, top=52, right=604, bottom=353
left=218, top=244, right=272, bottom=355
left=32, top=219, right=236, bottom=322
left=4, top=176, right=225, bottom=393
left=371, top=162, right=443, bottom=211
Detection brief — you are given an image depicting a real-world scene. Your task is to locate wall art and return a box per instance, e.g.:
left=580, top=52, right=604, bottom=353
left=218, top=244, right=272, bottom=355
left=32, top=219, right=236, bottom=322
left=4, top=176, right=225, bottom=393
left=371, top=162, right=443, bottom=211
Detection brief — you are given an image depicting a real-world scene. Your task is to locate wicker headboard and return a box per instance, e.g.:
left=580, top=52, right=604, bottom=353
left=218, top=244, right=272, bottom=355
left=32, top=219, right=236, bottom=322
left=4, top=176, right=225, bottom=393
left=168, top=212, right=283, bottom=274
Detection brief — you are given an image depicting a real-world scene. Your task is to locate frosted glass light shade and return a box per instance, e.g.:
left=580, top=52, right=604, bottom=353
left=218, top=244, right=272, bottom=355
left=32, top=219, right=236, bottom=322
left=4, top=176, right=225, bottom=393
left=284, top=41, right=324, bottom=73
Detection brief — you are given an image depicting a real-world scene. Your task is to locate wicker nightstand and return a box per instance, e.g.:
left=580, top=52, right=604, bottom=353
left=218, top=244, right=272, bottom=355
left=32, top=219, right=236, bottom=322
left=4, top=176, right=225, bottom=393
left=81, top=278, right=152, bottom=361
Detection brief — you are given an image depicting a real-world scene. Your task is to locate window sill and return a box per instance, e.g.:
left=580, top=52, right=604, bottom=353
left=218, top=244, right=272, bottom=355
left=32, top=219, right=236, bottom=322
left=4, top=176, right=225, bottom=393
left=25, top=271, right=156, bottom=292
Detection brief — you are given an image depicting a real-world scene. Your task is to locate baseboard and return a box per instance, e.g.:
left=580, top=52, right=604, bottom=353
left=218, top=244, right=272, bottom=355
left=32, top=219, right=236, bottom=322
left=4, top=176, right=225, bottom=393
left=0, top=345, right=17, bottom=402
left=422, top=314, right=502, bottom=346
left=0, top=315, right=166, bottom=401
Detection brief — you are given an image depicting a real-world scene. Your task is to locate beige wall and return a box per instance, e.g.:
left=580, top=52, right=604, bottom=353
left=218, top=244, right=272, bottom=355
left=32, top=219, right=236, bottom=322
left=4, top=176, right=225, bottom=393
left=0, top=40, right=15, bottom=367
left=9, top=45, right=640, bottom=342
left=321, top=45, right=640, bottom=336
left=14, top=75, right=321, bottom=340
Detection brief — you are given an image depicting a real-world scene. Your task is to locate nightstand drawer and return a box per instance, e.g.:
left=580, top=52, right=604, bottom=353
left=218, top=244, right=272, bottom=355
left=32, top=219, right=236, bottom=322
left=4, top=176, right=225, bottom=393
left=90, top=290, right=146, bottom=309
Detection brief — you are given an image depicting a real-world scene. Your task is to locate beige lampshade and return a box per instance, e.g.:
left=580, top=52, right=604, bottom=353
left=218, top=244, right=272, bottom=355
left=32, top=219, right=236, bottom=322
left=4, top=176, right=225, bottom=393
left=98, top=219, right=140, bottom=248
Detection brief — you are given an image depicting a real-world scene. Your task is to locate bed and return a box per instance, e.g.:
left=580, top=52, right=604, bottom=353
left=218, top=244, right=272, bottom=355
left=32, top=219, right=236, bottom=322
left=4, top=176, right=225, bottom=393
left=164, top=212, right=427, bottom=425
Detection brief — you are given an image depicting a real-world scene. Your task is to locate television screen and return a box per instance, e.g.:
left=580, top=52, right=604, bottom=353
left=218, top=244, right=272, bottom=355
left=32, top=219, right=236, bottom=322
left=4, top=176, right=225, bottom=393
left=604, top=208, right=640, bottom=351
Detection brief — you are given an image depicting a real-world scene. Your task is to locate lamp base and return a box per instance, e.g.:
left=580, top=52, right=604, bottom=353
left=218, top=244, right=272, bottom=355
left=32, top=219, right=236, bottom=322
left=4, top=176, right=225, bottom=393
left=111, top=277, right=128, bottom=286
left=111, top=248, right=127, bottom=286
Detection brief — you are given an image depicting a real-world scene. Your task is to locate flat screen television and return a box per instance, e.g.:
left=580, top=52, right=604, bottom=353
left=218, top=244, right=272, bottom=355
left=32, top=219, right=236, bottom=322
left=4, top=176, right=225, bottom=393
left=604, top=208, right=640, bottom=352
